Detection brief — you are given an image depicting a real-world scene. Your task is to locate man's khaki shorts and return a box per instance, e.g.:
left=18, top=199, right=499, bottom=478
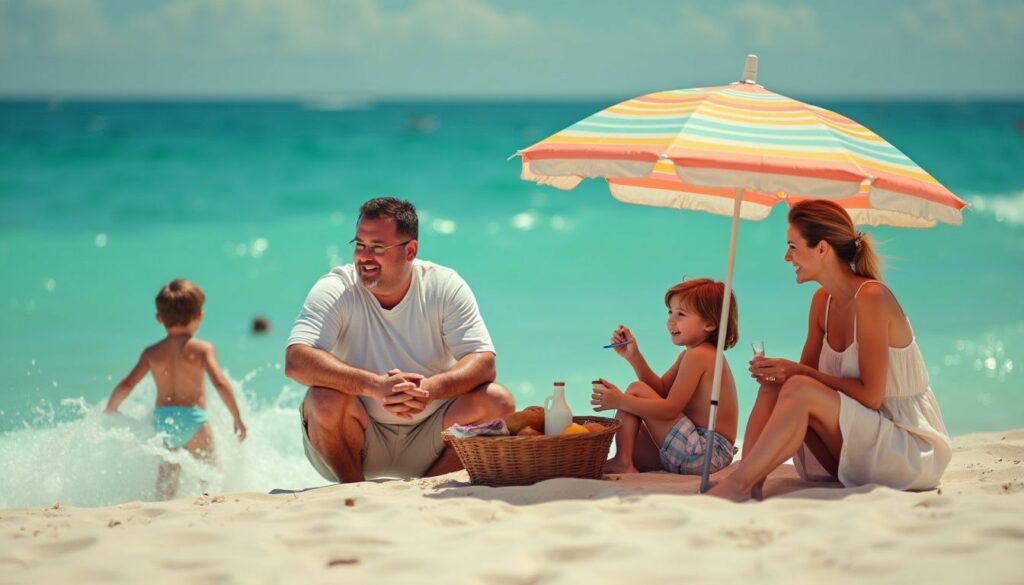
left=301, top=399, right=454, bottom=481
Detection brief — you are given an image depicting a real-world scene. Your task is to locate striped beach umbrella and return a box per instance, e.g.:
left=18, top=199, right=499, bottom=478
left=517, top=55, right=966, bottom=491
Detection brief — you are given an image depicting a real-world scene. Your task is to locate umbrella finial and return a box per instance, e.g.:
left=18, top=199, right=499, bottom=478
left=742, top=54, right=758, bottom=84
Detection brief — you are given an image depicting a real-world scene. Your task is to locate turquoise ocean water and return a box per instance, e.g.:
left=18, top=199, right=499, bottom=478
left=1, top=99, right=1022, bottom=507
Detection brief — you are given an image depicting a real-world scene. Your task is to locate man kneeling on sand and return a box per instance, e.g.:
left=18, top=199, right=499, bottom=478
left=285, top=197, right=514, bottom=483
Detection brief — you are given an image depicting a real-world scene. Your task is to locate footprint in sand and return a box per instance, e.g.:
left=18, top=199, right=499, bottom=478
left=541, top=543, right=605, bottom=563
left=29, top=536, right=98, bottom=557
left=921, top=542, right=984, bottom=555
left=717, top=526, right=781, bottom=549
left=976, top=525, right=1024, bottom=540
left=282, top=535, right=394, bottom=551
left=227, top=510, right=268, bottom=522
left=74, top=568, right=126, bottom=581
left=461, top=505, right=500, bottom=524
left=0, top=556, right=30, bottom=570
left=432, top=515, right=469, bottom=527
left=136, top=507, right=171, bottom=518
left=304, top=521, right=342, bottom=535
left=480, top=571, right=553, bottom=585
left=151, top=530, right=221, bottom=547
left=613, top=514, right=690, bottom=532
left=536, top=522, right=590, bottom=537
left=375, top=557, right=430, bottom=573
left=158, top=558, right=217, bottom=571
left=185, top=572, right=235, bottom=585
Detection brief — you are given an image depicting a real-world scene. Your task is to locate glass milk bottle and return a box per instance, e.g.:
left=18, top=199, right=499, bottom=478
left=544, top=381, right=573, bottom=436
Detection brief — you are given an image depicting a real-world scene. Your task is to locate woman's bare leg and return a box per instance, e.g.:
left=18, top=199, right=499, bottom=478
left=742, top=383, right=781, bottom=456
left=707, top=375, right=843, bottom=502
left=803, top=428, right=840, bottom=478
left=742, top=382, right=780, bottom=499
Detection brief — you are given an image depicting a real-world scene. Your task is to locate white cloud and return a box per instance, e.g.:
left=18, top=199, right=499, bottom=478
left=0, top=0, right=107, bottom=54
left=3, top=0, right=539, bottom=57
left=899, top=0, right=1024, bottom=49
left=396, top=0, right=536, bottom=48
left=672, top=1, right=820, bottom=48
left=675, top=3, right=730, bottom=46
left=730, top=2, right=820, bottom=47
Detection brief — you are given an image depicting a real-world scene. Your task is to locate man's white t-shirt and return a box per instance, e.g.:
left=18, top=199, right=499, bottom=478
left=288, top=259, right=495, bottom=425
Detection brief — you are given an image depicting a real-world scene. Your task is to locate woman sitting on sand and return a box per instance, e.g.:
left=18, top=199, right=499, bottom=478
left=707, top=199, right=952, bottom=502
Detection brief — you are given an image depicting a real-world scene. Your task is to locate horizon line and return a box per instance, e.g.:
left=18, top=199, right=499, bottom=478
left=2, top=90, right=1024, bottom=104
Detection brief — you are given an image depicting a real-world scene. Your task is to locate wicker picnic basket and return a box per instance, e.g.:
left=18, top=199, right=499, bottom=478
left=443, top=416, right=621, bottom=487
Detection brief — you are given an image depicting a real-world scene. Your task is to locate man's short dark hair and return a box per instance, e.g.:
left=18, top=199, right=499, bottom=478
left=358, top=197, right=419, bottom=240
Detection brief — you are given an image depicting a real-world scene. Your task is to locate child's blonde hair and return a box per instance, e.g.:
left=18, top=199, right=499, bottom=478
left=156, top=279, right=205, bottom=327
left=664, top=278, right=739, bottom=350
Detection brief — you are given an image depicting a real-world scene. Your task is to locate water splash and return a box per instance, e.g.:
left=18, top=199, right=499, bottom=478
left=0, top=378, right=325, bottom=508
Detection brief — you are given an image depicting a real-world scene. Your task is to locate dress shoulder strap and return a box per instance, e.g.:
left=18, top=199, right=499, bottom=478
left=853, top=279, right=885, bottom=299
left=823, top=294, right=832, bottom=331
left=851, top=280, right=885, bottom=338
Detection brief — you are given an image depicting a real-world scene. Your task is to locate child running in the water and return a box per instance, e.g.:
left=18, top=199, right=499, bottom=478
left=593, top=278, right=739, bottom=476
left=106, top=278, right=247, bottom=499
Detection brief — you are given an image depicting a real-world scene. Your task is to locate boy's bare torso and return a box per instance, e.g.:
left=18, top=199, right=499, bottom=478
left=144, top=335, right=209, bottom=408
left=674, top=349, right=739, bottom=444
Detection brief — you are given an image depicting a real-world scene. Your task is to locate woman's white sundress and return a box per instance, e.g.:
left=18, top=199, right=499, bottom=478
left=795, top=281, right=952, bottom=490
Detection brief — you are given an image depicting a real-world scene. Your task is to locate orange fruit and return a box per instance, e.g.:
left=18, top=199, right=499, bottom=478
left=561, top=423, right=589, bottom=435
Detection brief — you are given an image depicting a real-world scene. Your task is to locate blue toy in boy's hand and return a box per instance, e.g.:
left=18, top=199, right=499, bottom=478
left=602, top=340, right=631, bottom=349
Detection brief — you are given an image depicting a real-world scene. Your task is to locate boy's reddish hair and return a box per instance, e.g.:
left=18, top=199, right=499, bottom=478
left=156, top=279, right=205, bottom=327
left=664, top=278, right=739, bottom=350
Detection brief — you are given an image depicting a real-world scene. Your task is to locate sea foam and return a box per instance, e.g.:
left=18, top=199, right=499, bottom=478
left=0, top=378, right=325, bottom=508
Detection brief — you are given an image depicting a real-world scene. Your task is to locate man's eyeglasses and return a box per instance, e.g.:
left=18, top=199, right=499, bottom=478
left=349, top=239, right=412, bottom=255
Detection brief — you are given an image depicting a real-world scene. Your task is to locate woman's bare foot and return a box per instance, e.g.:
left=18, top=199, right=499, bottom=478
left=603, top=458, right=639, bottom=474
left=751, top=480, right=766, bottom=501
left=704, top=478, right=752, bottom=502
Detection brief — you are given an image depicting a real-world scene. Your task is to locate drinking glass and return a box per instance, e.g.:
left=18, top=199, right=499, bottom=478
left=751, top=340, right=765, bottom=358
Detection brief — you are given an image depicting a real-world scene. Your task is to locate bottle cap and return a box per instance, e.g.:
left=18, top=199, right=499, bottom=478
left=554, top=381, right=565, bottom=386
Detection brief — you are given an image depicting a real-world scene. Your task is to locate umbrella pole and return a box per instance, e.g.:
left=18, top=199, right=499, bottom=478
left=699, top=187, right=744, bottom=493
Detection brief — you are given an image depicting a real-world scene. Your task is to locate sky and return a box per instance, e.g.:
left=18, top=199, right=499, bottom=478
left=1, top=0, right=1023, bottom=99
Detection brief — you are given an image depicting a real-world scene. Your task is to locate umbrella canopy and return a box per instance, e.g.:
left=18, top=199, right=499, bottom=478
left=520, top=60, right=966, bottom=227
left=516, top=55, right=966, bottom=491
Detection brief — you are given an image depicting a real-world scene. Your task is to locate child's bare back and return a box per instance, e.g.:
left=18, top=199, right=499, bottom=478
left=146, top=335, right=213, bottom=409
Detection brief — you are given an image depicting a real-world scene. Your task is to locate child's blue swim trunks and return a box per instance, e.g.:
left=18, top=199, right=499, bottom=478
left=153, top=406, right=208, bottom=449
left=659, top=415, right=736, bottom=475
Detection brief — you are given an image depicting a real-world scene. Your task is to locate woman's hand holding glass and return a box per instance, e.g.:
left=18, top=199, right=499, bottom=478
left=749, top=355, right=804, bottom=385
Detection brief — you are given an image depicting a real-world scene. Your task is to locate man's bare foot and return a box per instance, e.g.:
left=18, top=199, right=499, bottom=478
left=704, top=478, right=751, bottom=502
left=603, top=458, right=639, bottom=474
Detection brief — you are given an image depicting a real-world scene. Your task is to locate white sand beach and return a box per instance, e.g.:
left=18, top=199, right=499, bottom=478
left=2, top=430, right=1022, bottom=585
